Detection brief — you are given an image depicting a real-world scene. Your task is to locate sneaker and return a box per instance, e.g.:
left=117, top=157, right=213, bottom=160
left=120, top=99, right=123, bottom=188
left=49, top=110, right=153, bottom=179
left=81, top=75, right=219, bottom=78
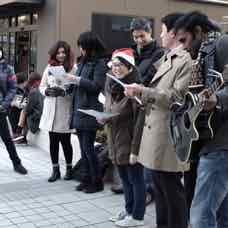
left=111, top=184, right=124, bottom=194
left=115, top=216, right=144, bottom=227
left=13, top=136, right=27, bottom=145
left=109, top=211, right=129, bottom=222
left=14, top=163, right=28, bottom=175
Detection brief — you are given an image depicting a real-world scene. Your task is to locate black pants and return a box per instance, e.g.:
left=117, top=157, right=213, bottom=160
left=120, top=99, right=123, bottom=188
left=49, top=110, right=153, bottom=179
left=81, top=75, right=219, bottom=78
left=49, top=132, right=73, bottom=165
left=153, top=171, right=188, bottom=228
left=77, top=129, right=100, bottom=183
left=184, top=161, right=198, bottom=220
left=0, top=113, right=21, bottom=166
left=118, top=163, right=146, bottom=220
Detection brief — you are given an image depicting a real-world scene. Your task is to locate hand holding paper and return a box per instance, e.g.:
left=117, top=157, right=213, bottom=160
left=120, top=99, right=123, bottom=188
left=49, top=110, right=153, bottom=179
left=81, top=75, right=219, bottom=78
left=106, top=73, right=143, bottom=105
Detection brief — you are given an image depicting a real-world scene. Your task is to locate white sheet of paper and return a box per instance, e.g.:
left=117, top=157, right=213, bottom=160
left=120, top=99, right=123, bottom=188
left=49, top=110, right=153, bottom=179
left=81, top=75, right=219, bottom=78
left=78, top=109, right=119, bottom=120
left=48, top=66, right=66, bottom=77
left=106, top=73, right=143, bottom=105
left=98, top=93, right=106, bottom=105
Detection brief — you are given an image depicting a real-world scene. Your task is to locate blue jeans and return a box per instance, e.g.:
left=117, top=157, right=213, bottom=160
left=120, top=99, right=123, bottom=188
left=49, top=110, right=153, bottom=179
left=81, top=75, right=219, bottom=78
left=190, top=150, right=228, bottom=228
left=144, top=168, right=154, bottom=194
left=77, top=129, right=101, bottom=183
left=118, top=163, right=146, bottom=220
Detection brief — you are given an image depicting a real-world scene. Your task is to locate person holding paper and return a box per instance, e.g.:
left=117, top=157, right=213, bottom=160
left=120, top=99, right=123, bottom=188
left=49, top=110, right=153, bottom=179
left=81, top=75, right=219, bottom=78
left=124, top=14, right=192, bottom=228
left=101, top=48, right=146, bottom=227
left=39, top=41, right=76, bottom=182
left=67, top=31, right=107, bottom=193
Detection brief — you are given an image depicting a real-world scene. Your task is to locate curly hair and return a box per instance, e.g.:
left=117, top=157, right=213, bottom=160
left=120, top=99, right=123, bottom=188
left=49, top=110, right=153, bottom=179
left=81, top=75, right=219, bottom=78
left=48, top=40, right=75, bottom=72
left=174, top=11, right=221, bottom=35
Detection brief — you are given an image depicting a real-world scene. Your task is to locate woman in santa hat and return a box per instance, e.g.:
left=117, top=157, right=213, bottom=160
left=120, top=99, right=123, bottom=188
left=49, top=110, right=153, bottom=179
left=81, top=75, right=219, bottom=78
left=100, top=48, right=146, bottom=227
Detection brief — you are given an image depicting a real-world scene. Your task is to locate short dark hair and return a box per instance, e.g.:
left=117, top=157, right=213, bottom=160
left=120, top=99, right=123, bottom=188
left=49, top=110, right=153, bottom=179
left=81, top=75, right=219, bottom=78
left=48, top=40, right=74, bottom=72
left=16, top=72, right=27, bottom=84
left=130, top=17, right=152, bottom=33
left=161, top=13, right=185, bottom=32
left=174, top=11, right=221, bottom=35
left=77, top=31, right=106, bottom=58
left=28, top=72, right=42, bottom=82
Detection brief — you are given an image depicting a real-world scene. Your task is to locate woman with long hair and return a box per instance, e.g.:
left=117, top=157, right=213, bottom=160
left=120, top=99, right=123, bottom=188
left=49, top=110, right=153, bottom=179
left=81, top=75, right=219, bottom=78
left=67, top=31, right=107, bottom=193
left=39, top=40, right=75, bottom=182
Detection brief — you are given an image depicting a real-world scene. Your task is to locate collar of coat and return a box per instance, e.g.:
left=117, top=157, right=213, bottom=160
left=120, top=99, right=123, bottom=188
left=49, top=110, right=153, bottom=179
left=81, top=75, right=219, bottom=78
left=151, top=45, right=187, bottom=83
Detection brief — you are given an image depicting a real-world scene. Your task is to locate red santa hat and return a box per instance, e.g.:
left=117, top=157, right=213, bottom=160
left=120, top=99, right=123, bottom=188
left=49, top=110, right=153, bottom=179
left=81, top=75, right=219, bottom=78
left=108, top=48, right=135, bottom=67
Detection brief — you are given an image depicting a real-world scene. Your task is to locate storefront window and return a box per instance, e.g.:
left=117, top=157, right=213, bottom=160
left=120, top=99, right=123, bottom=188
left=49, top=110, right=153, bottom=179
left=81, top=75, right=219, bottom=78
left=92, top=13, right=154, bottom=52
left=0, top=13, right=38, bottom=72
left=10, top=17, right=17, bottom=27
left=9, top=33, right=16, bottom=66
left=0, top=18, right=9, bottom=29
left=30, top=31, right=37, bottom=72
left=18, top=15, right=31, bottom=27
left=32, top=13, right=38, bottom=25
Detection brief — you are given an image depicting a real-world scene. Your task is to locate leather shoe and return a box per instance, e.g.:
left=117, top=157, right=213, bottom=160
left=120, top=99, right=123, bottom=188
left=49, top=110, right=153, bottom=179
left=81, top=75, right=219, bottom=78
left=14, top=164, right=28, bottom=175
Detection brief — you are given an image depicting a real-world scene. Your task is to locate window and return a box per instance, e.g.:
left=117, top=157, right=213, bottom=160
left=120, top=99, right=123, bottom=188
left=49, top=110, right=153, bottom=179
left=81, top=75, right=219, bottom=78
left=18, top=15, right=31, bottom=27
left=32, top=13, right=38, bottom=25
left=0, top=18, right=9, bottom=29
left=92, top=14, right=154, bottom=53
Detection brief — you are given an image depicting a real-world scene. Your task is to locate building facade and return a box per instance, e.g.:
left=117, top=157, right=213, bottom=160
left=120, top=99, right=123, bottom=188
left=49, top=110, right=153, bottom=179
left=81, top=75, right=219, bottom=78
left=0, top=0, right=228, bottom=74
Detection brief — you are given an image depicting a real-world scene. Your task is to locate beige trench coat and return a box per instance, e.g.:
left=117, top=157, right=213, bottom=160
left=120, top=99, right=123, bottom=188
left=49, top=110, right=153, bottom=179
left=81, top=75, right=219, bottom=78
left=138, top=46, right=192, bottom=172
left=39, top=65, right=75, bottom=133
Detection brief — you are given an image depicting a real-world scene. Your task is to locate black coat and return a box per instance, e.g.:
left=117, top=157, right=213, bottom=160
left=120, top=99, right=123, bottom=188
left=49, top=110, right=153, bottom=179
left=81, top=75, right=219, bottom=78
left=70, top=57, right=107, bottom=130
left=25, top=88, right=44, bottom=134
left=133, top=40, right=164, bottom=86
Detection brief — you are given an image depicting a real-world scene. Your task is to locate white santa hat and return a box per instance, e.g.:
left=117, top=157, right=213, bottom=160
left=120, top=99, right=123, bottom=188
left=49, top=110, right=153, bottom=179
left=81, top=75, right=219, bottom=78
left=108, top=48, right=135, bottom=68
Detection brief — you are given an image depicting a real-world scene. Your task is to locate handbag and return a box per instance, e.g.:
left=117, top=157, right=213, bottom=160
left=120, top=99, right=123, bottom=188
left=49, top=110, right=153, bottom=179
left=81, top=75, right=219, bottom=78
left=11, top=94, right=27, bottom=109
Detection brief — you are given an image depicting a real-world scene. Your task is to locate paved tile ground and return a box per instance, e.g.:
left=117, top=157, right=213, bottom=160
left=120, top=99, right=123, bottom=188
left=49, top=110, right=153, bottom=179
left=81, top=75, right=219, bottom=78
left=0, top=142, right=156, bottom=228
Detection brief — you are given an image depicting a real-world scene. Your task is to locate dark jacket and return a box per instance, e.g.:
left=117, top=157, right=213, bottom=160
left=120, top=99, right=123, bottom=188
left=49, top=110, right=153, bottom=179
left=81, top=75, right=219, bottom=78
left=133, top=40, right=164, bottom=86
left=25, top=88, right=44, bottom=134
left=201, top=35, right=228, bottom=153
left=0, top=60, right=16, bottom=111
left=105, top=69, right=140, bottom=165
left=70, top=57, right=107, bottom=130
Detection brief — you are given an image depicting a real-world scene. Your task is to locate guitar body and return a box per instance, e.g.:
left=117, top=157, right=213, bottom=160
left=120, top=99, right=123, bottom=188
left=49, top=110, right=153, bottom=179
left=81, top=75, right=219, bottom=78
left=170, top=92, right=214, bottom=163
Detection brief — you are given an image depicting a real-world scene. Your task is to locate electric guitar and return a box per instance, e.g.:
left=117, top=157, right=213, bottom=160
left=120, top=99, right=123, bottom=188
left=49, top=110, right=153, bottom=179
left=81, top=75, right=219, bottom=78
left=170, top=69, right=224, bottom=163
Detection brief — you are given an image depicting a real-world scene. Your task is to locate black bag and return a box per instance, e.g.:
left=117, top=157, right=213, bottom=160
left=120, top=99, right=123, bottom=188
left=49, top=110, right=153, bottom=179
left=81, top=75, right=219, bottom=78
left=72, top=143, right=112, bottom=182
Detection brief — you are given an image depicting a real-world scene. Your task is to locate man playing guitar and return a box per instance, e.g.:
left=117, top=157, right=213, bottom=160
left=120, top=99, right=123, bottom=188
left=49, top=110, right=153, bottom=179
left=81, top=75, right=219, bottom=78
left=174, top=11, right=228, bottom=228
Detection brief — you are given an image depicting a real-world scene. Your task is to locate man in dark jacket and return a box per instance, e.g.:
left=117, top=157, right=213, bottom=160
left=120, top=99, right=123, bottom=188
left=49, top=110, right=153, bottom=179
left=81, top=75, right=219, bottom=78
left=174, top=11, right=228, bottom=228
left=0, top=47, right=27, bottom=175
left=130, top=17, right=164, bottom=204
left=130, top=17, right=164, bottom=86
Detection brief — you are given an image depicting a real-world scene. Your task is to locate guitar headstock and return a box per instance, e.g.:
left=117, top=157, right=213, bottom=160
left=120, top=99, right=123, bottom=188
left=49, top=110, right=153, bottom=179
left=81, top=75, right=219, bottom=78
left=208, top=69, right=224, bottom=87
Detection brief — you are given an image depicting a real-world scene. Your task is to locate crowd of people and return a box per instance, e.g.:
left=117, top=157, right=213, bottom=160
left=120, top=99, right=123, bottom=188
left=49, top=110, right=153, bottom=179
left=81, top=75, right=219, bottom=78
left=0, top=10, right=228, bottom=228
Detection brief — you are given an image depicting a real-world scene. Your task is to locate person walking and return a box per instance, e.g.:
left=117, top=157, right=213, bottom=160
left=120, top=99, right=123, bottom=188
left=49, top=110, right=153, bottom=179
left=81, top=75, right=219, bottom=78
left=39, top=41, right=75, bottom=182
left=0, top=47, right=27, bottom=175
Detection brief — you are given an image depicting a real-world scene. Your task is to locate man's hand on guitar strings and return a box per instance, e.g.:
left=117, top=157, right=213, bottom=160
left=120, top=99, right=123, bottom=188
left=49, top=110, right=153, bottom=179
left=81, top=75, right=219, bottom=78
left=198, top=89, right=218, bottom=111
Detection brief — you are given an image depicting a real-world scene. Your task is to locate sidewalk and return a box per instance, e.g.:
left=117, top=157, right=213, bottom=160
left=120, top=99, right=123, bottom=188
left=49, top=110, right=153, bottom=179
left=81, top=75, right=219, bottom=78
left=0, top=142, right=156, bottom=228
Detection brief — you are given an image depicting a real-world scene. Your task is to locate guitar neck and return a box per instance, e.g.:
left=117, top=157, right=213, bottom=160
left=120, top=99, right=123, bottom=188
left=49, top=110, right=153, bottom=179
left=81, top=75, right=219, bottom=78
left=188, top=78, right=222, bottom=121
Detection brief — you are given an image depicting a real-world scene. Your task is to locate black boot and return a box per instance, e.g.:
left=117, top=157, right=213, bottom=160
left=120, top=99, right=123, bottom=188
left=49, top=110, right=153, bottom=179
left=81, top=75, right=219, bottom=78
left=64, top=165, right=73, bottom=180
left=14, top=163, right=28, bottom=175
left=48, top=165, right=60, bottom=182
left=83, top=179, right=104, bottom=193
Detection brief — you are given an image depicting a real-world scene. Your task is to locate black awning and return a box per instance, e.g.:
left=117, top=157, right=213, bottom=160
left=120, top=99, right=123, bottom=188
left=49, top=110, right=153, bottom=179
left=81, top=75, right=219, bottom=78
left=0, top=0, right=45, bottom=16
left=175, top=0, right=228, bottom=6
